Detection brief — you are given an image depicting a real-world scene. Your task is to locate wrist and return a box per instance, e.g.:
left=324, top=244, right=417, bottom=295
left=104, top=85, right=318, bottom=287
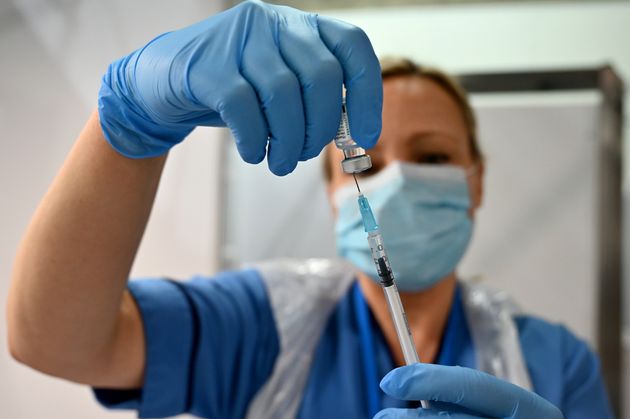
left=98, top=54, right=192, bottom=159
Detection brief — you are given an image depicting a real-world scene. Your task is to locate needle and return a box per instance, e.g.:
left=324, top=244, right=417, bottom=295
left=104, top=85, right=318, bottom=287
left=353, top=173, right=361, bottom=193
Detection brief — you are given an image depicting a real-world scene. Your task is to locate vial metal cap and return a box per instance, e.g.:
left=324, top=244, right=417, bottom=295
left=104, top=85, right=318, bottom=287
left=341, top=154, right=372, bottom=174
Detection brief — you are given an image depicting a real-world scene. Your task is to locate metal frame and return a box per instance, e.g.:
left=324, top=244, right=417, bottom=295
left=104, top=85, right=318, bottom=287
left=458, top=66, right=625, bottom=415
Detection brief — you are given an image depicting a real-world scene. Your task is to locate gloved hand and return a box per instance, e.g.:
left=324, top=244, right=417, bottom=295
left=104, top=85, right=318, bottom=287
left=375, top=364, right=564, bottom=419
left=98, top=0, right=382, bottom=175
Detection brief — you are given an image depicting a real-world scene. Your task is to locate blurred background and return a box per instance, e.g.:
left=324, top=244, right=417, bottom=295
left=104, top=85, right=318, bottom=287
left=0, top=0, right=628, bottom=418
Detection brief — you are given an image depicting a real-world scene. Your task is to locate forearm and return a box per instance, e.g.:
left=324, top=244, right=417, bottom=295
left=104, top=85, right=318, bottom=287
left=7, top=111, right=165, bottom=380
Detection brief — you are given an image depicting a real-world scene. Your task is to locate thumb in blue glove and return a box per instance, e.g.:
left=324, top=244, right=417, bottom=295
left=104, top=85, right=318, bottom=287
left=375, top=364, right=564, bottom=419
left=98, top=0, right=382, bottom=176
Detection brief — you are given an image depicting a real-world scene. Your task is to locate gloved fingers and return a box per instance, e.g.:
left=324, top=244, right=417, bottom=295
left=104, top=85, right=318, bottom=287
left=316, top=15, right=382, bottom=149
left=373, top=408, right=418, bottom=419
left=380, top=364, right=563, bottom=419
left=427, top=401, right=484, bottom=415
left=278, top=13, right=343, bottom=161
left=374, top=407, right=488, bottom=419
left=241, top=36, right=305, bottom=176
left=214, top=76, right=269, bottom=166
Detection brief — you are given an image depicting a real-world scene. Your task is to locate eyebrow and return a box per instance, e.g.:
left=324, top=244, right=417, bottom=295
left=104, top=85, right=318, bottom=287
left=403, top=130, right=461, bottom=146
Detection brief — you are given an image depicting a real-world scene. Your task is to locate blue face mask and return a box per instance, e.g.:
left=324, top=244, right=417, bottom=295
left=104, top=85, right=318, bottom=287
left=334, top=161, right=474, bottom=292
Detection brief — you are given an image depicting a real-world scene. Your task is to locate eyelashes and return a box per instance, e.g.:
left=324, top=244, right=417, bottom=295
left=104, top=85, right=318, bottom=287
left=418, top=153, right=451, bottom=164
left=356, top=153, right=452, bottom=178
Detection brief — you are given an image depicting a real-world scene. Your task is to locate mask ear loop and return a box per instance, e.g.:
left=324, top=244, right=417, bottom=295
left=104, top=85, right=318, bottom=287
left=463, top=163, right=482, bottom=213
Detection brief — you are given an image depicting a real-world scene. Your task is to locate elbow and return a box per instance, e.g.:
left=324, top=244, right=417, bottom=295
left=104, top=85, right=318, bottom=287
left=8, top=327, right=89, bottom=384
left=6, top=275, right=53, bottom=372
left=7, top=270, right=36, bottom=367
left=8, top=331, right=29, bottom=366
left=7, top=327, right=37, bottom=374
left=7, top=308, right=36, bottom=368
left=6, top=298, right=55, bottom=374
left=7, top=319, right=73, bottom=379
left=6, top=301, right=109, bottom=384
left=6, top=273, right=112, bottom=383
left=6, top=296, right=24, bottom=363
left=6, top=290, right=28, bottom=366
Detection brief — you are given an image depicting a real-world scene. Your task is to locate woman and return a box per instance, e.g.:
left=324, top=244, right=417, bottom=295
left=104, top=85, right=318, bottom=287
left=7, top=1, right=612, bottom=418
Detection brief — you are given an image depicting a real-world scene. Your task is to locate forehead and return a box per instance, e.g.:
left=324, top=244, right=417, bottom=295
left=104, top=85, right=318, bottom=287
left=378, top=76, right=469, bottom=147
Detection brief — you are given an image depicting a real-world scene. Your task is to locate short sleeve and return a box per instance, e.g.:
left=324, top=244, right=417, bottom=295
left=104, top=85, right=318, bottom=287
left=559, top=326, right=614, bottom=419
left=93, top=269, right=280, bottom=419
left=515, top=316, right=614, bottom=419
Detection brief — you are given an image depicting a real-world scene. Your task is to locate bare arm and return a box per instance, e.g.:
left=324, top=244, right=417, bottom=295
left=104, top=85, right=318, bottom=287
left=6, top=2, right=383, bottom=394
left=7, top=111, right=163, bottom=388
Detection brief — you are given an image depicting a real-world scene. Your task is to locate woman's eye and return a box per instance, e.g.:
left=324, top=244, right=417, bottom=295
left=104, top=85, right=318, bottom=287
left=356, top=162, right=382, bottom=177
left=356, top=167, right=375, bottom=177
left=419, top=153, right=450, bottom=164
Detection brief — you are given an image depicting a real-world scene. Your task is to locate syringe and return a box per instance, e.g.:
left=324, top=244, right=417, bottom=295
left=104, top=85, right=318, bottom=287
left=332, top=100, right=428, bottom=409
left=357, top=194, right=430, bottom=410
left=357, top=195, right=419, bottom=364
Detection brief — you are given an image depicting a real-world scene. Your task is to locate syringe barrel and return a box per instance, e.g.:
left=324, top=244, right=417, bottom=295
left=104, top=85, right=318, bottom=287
left=363, top=202, right=429, bottom=408
left=383, top=283, right=420, bottom=365
left=363, top=207, right=429, bottom=408
left=367, top=231, right=394, bottom=287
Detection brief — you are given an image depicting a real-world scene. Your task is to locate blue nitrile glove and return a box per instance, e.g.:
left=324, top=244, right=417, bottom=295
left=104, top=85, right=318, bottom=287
left=375, top=364, right=564, bottom=419
left=98, top=0, right=382, bottom=176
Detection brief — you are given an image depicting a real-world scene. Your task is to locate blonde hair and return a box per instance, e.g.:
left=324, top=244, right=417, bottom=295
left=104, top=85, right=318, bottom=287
left=323, top=57, right=482, bottom=181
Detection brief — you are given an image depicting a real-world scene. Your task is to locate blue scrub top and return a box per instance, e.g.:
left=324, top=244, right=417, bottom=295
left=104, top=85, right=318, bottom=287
left=93, top=269, right=613, bottom=418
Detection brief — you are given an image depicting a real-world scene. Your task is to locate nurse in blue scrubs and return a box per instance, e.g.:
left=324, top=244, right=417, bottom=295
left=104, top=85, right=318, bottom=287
left=8, top=2, right=613, bottom=418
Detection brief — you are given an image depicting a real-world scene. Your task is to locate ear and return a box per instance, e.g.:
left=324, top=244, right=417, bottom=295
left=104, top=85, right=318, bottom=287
left=323, top=143, right=345, bottom=218
left=326, top=181, right=339, bottom=217
left=468, top=162, right=484, bottom=217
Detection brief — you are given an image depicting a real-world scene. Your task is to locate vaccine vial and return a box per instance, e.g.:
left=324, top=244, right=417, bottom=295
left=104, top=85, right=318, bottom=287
left=333, top=99, right=372, bottom=174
